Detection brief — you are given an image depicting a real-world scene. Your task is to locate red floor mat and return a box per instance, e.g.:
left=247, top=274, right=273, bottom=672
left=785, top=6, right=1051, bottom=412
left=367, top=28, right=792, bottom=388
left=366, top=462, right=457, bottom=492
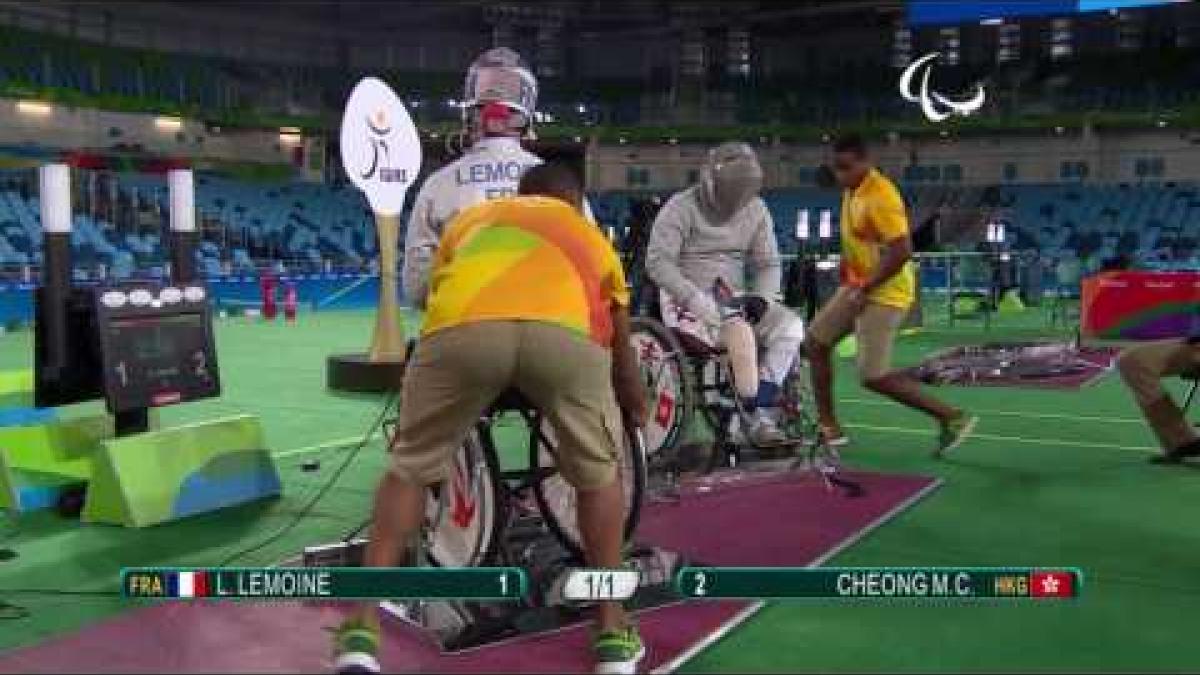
left=0, top=470, right=939, bottom=674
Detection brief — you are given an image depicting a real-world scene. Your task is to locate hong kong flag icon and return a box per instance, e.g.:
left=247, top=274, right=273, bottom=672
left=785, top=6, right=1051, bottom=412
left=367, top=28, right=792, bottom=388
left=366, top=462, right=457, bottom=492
left=1030, top=571, right=1076, bottom=598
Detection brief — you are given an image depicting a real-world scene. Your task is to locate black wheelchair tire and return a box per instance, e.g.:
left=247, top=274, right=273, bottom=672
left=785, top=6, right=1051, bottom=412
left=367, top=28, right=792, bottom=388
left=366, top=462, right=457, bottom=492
left=529, top=413, right=648, bottom=562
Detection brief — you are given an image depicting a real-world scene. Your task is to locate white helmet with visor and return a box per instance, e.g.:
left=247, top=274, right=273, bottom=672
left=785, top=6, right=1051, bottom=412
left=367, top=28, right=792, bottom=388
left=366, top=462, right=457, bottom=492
left=462, top=47, right=538, bottom=132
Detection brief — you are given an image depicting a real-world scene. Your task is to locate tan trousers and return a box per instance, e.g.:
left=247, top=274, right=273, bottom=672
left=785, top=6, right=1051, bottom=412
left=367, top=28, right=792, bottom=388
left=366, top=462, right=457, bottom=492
left=1116, top=339, right=1200, bottom=452
left=389, top=321, right=622, bottom=490
left=808, top=286, right=907, bottom=383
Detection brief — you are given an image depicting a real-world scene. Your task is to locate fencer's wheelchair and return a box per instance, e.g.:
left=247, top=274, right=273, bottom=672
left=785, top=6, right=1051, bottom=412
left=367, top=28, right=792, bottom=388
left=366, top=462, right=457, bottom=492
left=408, top=388, right=647, bottom=570
left=630, top=309, right=860, bottom=495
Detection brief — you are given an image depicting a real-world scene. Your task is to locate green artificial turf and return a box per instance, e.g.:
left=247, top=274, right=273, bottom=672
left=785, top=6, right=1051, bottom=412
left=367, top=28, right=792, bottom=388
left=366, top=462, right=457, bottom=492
left=1, top=304, right=1198, bottom=671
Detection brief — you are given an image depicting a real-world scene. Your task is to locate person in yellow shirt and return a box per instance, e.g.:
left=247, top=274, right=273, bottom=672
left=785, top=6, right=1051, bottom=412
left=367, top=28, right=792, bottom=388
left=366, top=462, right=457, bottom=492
left=333, top=164, right=647, bottom=675
left=806, top=134, right=976, bottom=457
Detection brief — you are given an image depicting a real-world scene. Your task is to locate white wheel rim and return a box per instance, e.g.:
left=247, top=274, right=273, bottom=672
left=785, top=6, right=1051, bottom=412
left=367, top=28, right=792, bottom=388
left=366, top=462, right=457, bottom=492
left=426, top=431, right=496, bottom=567
left=631, top=330, right=684, bottom=457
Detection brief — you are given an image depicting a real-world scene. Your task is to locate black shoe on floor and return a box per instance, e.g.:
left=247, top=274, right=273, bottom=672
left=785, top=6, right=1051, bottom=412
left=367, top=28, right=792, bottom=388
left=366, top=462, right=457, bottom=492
left=1150, top=439, right=1200, bottom=465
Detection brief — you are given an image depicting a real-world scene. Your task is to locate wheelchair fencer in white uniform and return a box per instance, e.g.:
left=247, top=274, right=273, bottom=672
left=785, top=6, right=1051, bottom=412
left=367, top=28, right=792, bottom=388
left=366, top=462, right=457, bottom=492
left=632, top=142, right=812, bottom=465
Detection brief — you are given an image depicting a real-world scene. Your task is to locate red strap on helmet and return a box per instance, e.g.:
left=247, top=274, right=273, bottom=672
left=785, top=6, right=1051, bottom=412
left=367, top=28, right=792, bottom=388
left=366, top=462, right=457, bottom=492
left=480, top=101, right=514, bottom=134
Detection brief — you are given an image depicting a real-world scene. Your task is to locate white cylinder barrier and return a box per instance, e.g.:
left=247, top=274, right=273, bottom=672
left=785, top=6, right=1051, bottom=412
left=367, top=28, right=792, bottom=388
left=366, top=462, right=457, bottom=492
left=795, top=208, right=810, bottom=241
left=39, top=163, right=72, bottom=234
left=818, top=209, right=833, bottom=240
left=168, top=169, right=196, bottom=233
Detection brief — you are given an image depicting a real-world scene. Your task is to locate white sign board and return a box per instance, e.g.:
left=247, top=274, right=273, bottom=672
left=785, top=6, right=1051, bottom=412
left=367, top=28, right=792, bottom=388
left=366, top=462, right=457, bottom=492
left=340, top=77, right=422, bottom=216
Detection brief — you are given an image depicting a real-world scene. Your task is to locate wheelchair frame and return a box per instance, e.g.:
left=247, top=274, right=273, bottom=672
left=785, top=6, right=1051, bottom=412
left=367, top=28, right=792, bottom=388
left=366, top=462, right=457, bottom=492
left=631, top=315, right=847, bottom=485
left=383, top=392, right=647, bottom=570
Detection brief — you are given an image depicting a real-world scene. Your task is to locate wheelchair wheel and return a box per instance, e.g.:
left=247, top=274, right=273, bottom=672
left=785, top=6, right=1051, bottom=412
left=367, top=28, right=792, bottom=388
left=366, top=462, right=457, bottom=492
left=780, top=357, right=818, bottom=440
left=629, top=316, right=694, bottom=467
left=424, top=427, right=506, bottom=568
left=530, top=413, right=647, bottom=562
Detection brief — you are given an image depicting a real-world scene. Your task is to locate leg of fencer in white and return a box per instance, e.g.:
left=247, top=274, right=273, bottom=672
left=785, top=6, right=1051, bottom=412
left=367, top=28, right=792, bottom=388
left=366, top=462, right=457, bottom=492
left=718, top=318, right=759, bottom=402
left=748, top=302, right=806, bottom=444
left=720, top=315, right=791, bottom=446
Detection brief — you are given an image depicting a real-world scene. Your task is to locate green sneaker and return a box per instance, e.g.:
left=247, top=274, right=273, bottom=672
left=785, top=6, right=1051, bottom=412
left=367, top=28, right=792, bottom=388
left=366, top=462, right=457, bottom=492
left=331, top=618, right=380, bottom=674
left=593, top=624, right=646, bottom=675
left=935, top=411, right=978, bottom=458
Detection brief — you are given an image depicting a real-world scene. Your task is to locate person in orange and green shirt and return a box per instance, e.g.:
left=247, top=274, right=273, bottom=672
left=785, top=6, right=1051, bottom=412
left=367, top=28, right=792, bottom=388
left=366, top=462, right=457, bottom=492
left=806, top=134, right=976, bottom=457
left=333, top=164, right=647, bottom=675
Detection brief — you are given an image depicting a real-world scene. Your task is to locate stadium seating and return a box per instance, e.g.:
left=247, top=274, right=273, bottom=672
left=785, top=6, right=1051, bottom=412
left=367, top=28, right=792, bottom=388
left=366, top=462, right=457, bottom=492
left=588, top=181, right=1200, bottom=269
left=0, top=164, right=1194, bottom=279
left=0, top=169, right=373, bottom=276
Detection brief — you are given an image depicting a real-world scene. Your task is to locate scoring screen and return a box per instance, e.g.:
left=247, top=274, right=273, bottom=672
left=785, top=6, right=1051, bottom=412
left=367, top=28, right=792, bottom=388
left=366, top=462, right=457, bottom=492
left=95, top=284, right=221, bottom=414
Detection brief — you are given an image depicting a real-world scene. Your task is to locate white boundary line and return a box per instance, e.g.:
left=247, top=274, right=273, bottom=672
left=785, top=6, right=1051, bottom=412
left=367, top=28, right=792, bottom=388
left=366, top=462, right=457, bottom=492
left=844, top=421, right=1158, bottom=454
left=652, top=477, right=945, bottom=674
left=271, top=431, right=382, bottom=460
left=840, top=396, right=1146, bottom=425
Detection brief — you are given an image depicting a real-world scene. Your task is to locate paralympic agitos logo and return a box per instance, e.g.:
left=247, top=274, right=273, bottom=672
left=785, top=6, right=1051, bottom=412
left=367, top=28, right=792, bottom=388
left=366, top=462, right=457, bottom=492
left=361, top=108, right=408, bottom=184
left=899, top=52, right=986, bottom=123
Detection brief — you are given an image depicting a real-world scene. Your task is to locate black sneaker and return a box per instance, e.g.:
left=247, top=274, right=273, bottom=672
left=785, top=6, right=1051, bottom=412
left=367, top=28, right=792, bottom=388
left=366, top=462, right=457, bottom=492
left=934, top=411, right=978, bottom=458
left=1150, top=439, right=1200, bottom=465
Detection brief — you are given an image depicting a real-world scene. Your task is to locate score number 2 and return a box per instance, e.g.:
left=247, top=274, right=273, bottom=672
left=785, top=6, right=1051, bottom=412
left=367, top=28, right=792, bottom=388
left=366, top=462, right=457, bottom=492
left=692, top=570, right=708, bottom=596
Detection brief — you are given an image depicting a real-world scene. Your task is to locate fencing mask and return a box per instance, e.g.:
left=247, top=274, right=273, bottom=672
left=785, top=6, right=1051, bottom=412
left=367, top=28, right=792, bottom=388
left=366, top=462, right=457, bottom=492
left=699, top=142, right=763, bottom=222
left=462, top=47, right=538, bottom=134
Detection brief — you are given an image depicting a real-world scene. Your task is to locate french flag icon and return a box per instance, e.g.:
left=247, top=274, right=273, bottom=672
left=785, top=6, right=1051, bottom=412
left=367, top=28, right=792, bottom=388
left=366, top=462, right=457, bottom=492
left=167, top=570, right=211, bottom=598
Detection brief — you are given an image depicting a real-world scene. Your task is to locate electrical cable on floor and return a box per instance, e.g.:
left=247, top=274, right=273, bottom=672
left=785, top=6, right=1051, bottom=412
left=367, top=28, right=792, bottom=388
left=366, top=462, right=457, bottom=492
left=0, top=392, right=398, bottom=620
left=0, top=516, right=23, bottom=620
left=339, top=515, right=374, bottom=543
left=213, top=391, right=397, bottom=568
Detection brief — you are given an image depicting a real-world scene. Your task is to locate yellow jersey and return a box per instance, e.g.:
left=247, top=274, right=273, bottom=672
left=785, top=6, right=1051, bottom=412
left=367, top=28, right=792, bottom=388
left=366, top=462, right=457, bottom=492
left=839, top=168, right=916, bottom=309
left=421, top=196, right=630, bottom=347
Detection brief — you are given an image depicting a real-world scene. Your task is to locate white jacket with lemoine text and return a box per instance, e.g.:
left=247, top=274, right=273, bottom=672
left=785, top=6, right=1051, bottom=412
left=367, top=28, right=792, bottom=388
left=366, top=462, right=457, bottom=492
left=646, top=185, right=782, bottom=308
left=401, top=137, right=541, bottom=306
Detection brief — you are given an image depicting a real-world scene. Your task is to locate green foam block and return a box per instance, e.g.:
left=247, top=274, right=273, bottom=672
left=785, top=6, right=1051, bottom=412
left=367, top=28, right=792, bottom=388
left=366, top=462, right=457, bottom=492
left=0, top=416, right=113, bottom=512
left=0, top=369, right=33, bottom=408
left=83, top=414, right=280, bottom=527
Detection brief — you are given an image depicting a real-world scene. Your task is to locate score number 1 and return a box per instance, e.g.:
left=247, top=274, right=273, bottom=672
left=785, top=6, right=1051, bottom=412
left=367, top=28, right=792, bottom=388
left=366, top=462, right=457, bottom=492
left=496, top=569, right=524, bottom=598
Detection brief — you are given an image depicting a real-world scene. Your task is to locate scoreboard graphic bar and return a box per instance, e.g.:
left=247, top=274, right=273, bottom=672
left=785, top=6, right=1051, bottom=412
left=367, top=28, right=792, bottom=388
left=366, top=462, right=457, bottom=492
left=675, top=567, right=1082, bottom=600
left=122, top=567, right=528, bottom=601
left=123, top=566, right=1080, bottom=603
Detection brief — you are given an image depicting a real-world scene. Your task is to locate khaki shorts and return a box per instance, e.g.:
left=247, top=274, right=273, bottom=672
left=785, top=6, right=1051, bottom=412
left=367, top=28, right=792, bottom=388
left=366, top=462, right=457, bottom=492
left=388, top=321, right=622, bottom=490
left=1116, top=338, right=1200, bottom=407
left=808, top=286, right=907, bottom=382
